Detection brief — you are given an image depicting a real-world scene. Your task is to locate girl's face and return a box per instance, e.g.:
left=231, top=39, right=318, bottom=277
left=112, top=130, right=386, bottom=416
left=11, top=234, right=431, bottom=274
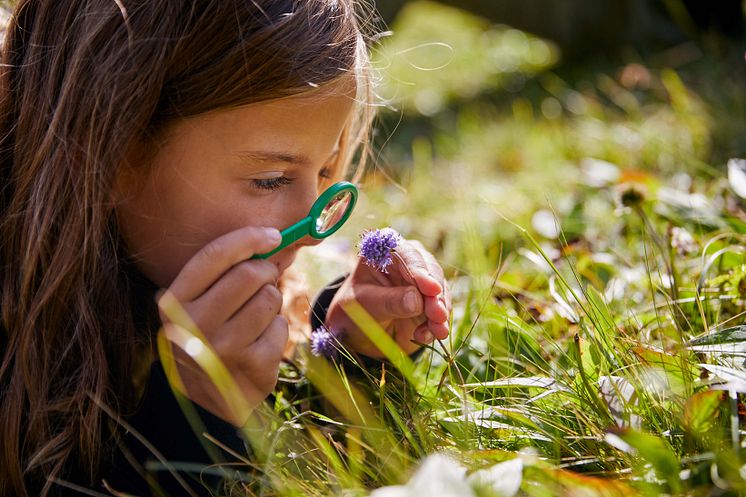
left=116, top=79, right=357, bottom=287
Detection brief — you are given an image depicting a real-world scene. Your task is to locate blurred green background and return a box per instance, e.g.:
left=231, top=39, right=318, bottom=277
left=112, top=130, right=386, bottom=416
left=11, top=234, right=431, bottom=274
left=314, top=0, right=746, bottom=278
left=370, top=0, right=746, bottom=172
left=374, top=0, right=745, bottom=62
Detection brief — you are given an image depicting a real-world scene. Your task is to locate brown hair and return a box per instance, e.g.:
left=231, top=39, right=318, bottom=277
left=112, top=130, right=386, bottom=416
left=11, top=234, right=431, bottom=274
left=0, top=1, right=376, bottom=495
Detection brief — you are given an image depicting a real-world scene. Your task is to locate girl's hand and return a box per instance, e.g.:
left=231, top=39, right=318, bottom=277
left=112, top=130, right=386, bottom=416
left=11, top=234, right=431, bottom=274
left=324, top=238, right=451, bottom=358
left=157, top=226, right=286, bottom=427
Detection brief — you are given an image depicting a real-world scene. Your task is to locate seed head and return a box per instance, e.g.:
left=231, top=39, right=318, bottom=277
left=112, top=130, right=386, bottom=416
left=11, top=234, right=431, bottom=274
left=358, top=227, right=400, bottom=273
left=617, top=182, right=647, bottom=208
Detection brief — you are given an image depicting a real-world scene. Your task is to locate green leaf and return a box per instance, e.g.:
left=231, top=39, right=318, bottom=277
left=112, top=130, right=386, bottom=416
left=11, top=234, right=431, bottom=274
left=585, top=286, right=617, bottom=339
left=607, top=429, right=682, bottom=492
left=631, top=346, right=696, bottom=381
left=688, top=325, right=746, bottom=346
left=684, top=390, right=723, bottom=437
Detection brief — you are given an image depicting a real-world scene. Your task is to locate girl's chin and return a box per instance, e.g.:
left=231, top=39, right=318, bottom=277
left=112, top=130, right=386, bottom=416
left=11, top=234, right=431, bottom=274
left=272, top=252, right=298, bottom=275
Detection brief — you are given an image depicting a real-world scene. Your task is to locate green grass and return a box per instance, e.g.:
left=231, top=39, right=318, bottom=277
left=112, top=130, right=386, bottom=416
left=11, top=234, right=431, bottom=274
left=177, top=2, right=746, bottom=496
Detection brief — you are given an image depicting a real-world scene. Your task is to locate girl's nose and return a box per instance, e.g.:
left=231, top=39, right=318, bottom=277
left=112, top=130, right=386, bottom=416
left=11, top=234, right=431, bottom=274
left=298, top=234, right=323, bottom=248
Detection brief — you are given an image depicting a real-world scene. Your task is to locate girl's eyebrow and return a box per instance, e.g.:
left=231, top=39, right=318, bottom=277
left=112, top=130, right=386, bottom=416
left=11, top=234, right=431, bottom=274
left=236, top=148, right=340, bottom=167
left=236, top=151, right=312, bottom=167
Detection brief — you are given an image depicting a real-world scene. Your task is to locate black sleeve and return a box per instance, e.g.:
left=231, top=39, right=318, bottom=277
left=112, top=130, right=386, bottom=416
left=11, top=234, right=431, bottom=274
left=98, top=361, right=251, bottom=497
left=309, top=275, right=347, bottom=333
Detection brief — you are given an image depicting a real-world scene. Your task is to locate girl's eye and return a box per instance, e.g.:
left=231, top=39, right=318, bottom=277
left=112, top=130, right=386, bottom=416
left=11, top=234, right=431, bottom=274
left=251, top=176, right=293, bottom=191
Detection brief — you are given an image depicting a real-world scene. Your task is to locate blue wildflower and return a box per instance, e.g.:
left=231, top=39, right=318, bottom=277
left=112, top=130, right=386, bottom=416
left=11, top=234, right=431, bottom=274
left=310, top=327, right=340, bottom=359
left=358, top=227, right=400, bottom=273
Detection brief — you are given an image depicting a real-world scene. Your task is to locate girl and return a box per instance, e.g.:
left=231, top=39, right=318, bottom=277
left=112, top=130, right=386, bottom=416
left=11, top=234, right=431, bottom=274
left=0, top=1, right=451, bottom=497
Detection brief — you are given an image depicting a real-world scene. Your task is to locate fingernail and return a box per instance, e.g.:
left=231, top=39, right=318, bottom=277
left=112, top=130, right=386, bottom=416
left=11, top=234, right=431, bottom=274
left=265, top=228, right=281, bottom=243
left=405, top=289, right=419, bottom=313
left=422, top=330, right=434, bottom=343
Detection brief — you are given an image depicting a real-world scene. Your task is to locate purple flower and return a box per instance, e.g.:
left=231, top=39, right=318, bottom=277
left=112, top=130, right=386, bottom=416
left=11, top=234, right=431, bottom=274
left=358, top=227, right=400, bottom=273
left=310, top=327, right=341, bottom=359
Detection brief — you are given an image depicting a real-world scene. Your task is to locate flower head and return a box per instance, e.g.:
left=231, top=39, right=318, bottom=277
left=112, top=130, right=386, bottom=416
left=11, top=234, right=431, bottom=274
left=310, top=327, right=341, bottom=359
left=358, top=227, right=400, bottom=273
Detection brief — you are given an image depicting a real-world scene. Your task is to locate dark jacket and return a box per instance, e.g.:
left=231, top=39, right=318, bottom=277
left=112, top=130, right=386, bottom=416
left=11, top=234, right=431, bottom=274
left=6, top=273, right=345, bottom=497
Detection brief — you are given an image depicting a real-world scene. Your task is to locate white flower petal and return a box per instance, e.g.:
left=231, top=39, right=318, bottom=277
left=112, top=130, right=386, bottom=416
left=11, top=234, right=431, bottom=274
left=580, top=158, right=620, bottom=187
left=467, top=458, right=523, bottom=497
left=369, top=485, right=412, bottom=497
left=531, top=209, right=560, bottom=239
left=407, top=454, right=474, bottom=497
left=727, top=158, right=746, bottom=199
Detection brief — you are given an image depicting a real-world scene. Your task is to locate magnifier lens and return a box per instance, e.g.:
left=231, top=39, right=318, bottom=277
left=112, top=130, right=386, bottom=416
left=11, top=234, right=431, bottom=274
left=315, top=191, right=353, bottom=235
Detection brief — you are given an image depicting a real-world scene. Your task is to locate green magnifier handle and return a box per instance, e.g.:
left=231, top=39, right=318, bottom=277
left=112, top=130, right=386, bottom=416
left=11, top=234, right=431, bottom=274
left=252, top=216, right=313, bottom=260
left=251, top=181, right=358, bottom=260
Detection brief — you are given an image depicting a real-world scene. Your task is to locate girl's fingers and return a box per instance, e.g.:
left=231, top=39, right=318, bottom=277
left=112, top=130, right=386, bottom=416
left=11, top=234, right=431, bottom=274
left=169, top=226, right=281, bottom=302
left=426, top=320, right=450, bottom=341
left=191, top=259, right=279, bottom=326
left=416, top=243, right=447, bottom=297
left=441, top=279, right=452, bottom=310
left=392, top=240, right=451, bottom=331
left=413, top=317, right=448, bottom=344
left=391, top=241, right=442, bottom=297
left=413, top=323, right=434, bottom=344
left=411, top=242, right=452, bottom=331
left=424, top=295, right=449, bottom=323
left=212, top=283, right=283, bottom=353
left=242, top=315, right=289, bottom=366
left=352, top=283, right=424, bottom=321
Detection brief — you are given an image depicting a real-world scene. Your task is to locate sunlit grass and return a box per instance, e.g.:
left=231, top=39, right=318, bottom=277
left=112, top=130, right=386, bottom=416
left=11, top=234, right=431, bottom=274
left=152, top=3, right=746, bottom=496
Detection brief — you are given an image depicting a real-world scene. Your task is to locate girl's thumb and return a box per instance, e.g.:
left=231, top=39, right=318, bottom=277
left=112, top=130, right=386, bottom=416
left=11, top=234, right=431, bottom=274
left=354, top=284, right=423, bottom=320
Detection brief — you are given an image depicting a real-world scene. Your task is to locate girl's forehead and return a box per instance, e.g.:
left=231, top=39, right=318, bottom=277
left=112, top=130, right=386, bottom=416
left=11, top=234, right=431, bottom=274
left=142, top=77, right=357, bottom=171
left=173, top=74, right=358, bottom=130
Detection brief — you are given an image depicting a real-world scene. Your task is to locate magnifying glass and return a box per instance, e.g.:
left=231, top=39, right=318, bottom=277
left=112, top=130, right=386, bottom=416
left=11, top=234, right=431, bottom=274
left=252, top=181, right=358, bottom=259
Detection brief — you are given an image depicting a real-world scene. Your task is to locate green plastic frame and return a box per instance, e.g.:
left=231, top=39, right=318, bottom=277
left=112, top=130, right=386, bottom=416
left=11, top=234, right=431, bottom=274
left=252, top=181, right=358, bottom=259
